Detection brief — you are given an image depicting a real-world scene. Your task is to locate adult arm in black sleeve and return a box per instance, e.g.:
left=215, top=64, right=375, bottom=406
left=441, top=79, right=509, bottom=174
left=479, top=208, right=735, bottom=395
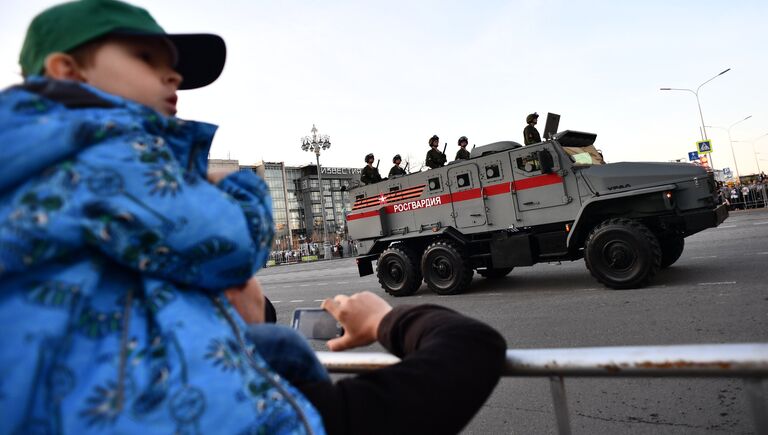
left=298, top=305, right=507, bottom=435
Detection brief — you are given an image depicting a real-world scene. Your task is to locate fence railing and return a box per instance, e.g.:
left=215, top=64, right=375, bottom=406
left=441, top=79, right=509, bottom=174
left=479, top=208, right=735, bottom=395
left=317, top=343, right=768, bottom=435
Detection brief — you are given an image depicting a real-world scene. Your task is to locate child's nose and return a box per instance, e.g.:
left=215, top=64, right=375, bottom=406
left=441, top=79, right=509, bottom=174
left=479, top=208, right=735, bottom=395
left=165, top=69, right=183, bottom=88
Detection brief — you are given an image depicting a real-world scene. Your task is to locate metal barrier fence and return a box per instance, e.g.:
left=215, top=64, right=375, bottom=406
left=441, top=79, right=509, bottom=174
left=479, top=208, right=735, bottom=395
left=317, top=343, right=768, bottom=435
left=723, top=185, right=768, bottom=210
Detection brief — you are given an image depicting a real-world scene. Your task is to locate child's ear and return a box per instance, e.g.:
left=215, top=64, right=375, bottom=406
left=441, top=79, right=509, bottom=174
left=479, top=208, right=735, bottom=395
left=43, top=53, right=86, bottom=82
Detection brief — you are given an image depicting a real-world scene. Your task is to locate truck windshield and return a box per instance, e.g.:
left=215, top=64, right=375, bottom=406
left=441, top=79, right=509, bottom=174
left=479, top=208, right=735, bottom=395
left=562, top=145, right=605, bottom=165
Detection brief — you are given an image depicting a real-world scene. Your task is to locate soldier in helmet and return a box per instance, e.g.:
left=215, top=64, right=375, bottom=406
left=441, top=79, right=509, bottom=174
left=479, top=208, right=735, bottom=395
left=389, top=154, right=407, bottom=177
left=523, top=112, right=541, bottom=145
left=360, top=153, right=382, bottom=184
left=425, top=135, right=446, bottom=169
left=455, top=136, right=471, bottom=160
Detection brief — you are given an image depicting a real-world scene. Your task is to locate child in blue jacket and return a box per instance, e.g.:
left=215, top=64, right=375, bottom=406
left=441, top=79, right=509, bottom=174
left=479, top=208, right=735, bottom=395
left=0, top=0, right=326, bottom=433
left=1, top=2, right=508, bottom=434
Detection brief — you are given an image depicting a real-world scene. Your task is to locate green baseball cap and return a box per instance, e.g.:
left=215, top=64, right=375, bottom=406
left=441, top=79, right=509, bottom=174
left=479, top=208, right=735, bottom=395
left=20, top=0, right=226, bottom=90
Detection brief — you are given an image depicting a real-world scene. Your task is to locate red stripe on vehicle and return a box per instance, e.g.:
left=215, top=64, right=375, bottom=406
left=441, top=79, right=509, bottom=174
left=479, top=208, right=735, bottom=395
left=512, top=173, right=562, bottom=191
left=347, top=174, right=562, bottom=221
left=346, top=210, right=380, bottom=221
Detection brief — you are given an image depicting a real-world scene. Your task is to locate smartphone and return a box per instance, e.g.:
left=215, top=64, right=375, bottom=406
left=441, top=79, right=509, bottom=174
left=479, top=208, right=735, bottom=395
left=291, top=308, right=343, bottom=340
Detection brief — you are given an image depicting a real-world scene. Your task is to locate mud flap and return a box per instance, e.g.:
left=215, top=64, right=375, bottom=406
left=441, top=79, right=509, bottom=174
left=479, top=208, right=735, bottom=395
left=356, top=255, right=376, bottom=276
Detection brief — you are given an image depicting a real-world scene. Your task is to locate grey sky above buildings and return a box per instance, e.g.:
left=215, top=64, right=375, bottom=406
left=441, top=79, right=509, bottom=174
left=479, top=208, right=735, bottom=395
left=3, top=1, right=766, bottom=174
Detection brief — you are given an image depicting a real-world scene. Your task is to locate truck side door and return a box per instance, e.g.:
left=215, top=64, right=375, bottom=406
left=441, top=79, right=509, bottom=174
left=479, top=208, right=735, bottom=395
left=510, top=143, right=569, bottom=212
left=447, top=163, right=487, bottom=228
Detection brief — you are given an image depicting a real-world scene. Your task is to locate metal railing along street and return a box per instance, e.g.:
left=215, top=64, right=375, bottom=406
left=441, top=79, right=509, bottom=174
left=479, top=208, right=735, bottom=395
left=317, top=343, right=768, bottom=435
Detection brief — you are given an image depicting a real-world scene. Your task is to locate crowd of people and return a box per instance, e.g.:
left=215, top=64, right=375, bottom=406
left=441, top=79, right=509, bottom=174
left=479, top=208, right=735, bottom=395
left=269, top=241, right=355, bottom=265
left=720, top=174, right=768, bottom=210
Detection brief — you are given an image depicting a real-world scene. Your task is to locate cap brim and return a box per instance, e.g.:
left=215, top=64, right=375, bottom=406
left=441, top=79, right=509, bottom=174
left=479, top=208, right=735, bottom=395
left=166, top=34, right=226, bottom=90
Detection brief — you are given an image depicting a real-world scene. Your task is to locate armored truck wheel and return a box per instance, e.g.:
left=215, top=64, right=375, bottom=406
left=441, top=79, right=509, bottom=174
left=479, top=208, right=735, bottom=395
left=421, top=240, right=473, bottom=295
left=477, top=267, right=513, bottom=279
left=658, top=235, right=685, bottom=268
left=584, top=218, right=661, bottom=289
left=377, top=245, right=422, bottom=297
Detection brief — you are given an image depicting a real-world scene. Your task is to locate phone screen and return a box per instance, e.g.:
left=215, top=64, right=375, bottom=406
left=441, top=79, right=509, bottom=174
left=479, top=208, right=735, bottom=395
left=291, top=308, right=343, bottom=340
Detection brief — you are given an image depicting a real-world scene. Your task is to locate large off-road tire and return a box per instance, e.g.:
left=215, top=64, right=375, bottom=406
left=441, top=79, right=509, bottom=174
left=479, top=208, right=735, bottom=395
left=421, top=240, right=473, bottom=295
left=584, top=218, right=661, bottom=289
left=477, top=267, right=514, bottom=279
left=377, top=245, right=422, bottom=297
left=658, top=235, right=685, bottom=268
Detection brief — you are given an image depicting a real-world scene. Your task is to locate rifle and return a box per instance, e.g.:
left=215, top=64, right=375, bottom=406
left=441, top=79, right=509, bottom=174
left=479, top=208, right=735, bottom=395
left=442, top=143, right=447, bottom=155
left=404, top=161, right=410, bottom=173
left=376, top=159, right=380, bottom=169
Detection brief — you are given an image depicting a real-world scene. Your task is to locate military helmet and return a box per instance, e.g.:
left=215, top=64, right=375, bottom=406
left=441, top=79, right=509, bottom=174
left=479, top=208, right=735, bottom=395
left=458, top=136, right=468, bottom=146
left=365, top=153, right=374, bottom=162
left=429, top=135, right=439, bottom=146
left=526, top=112, right=539, bottom=123
left=393, top=154, right=402, bottom=163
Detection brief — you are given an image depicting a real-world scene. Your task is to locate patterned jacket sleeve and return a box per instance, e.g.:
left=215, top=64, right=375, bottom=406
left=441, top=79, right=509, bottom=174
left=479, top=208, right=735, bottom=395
left=0, top=118, right=272, bottom=290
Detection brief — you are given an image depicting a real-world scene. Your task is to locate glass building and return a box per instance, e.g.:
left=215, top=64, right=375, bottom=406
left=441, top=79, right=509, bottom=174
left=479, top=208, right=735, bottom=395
left=209, top=159, right=361, bottom=250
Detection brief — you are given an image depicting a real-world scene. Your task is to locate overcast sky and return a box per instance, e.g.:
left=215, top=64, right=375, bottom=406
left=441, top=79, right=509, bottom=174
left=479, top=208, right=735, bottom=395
left=2, top=0, right=767, bottom=175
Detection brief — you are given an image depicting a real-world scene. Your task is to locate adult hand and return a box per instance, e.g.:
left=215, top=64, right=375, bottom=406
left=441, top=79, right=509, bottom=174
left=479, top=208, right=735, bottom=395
left=224, top=276, right=265, bottom=324
left=207, top=168, right=236, bottom=185
left=321, top=291, right=393, bottom=351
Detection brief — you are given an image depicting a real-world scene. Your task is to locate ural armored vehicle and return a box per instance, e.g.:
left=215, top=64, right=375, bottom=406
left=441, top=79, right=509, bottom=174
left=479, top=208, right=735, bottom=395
left=346, top=130, right=728, bottom=296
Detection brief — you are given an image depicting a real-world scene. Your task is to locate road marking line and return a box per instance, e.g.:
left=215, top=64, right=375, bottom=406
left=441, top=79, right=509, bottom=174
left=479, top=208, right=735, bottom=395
left=757, top=252, right=768, bottom=255
left=316, top=282, right=329, bottom=286
left=337, top=282, right=349, bottom=284
left=718, top=225, right=736, bottom=228
left=271, top=301, right=282, bottom=304
left=314, top=299, right=325, bottom=302
left=299, top=284, right=310, bottom=287
left=290, top=299, right=304, bottom=303
left=697, top=281, right=736, bottom=286
left=754, top=221, right=768, bottom=225
left=692, top=255, right=718, bottom=259
left=483, top=293, right=503, bottom=296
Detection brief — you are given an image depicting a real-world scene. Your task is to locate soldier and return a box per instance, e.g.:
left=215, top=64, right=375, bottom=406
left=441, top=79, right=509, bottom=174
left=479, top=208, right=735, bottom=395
left=360, top=153, right=382, bottom=184
left=523, top=112, right=541, bottom=145
left=389, top=154, right=407, bottom=177
left=425, top=135, right=447, bottom=169
left=455, top=136, right=471, bottom=160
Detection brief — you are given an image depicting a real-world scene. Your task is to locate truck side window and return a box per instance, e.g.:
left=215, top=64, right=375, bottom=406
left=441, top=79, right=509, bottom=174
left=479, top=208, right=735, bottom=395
left=485, top=164, right=501, bottom=179
left=516, top=153, right=541, bottom=173
left=456, top=173, right=471, bottom=188
left=428, top=177, right=441, bottom=191
left=355, top=194, right=365, bottom=201
left=389, top=185, right=400, bottom=192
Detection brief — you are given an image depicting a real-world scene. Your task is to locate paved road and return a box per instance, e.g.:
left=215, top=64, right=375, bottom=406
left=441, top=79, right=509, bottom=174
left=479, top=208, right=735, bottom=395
left=258, top=209, right=768, bottom=434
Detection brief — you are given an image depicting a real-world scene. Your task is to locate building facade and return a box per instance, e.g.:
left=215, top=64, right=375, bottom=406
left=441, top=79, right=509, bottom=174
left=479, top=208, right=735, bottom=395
left=209, top=159, right=360, bottom=250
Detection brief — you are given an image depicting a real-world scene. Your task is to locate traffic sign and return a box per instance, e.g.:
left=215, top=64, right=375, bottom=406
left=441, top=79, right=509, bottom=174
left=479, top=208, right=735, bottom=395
left=688, top=151, right=699, bottom=161
left=723, top=167, right=732, bottom=177
left=696, top=140, right=713, bottom=154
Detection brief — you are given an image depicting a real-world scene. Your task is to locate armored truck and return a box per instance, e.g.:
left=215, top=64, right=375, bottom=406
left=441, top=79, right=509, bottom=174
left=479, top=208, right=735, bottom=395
left=346, top=131, right=729, bottom=296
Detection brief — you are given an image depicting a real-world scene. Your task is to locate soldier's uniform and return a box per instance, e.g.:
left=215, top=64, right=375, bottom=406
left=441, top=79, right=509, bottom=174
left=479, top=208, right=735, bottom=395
left=455, top=148, right=470, bottom=160
left=523, top=112, right=541, bottom=145
left=361, top=165, right=382, bottom=184
left=426, top=148, right=446, bottom=169
left=389, top=165, right=406, bottom=177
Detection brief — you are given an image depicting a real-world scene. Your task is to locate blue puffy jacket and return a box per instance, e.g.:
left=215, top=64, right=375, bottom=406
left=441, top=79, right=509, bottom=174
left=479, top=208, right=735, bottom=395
left=0, top=78, right=324, bottom=434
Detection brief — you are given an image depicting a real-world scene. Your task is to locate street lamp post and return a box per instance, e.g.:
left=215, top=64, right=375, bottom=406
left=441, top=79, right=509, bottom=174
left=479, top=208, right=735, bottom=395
left=301, top=124, right=333, bottom=260
left=660, top=68, right=730, bottom=169
left=705, top=115, right=751, bottom=181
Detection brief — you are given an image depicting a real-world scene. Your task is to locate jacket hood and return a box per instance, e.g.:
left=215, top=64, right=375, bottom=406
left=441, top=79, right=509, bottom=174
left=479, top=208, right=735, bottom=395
left=0, top=77, right=217, bottom=193
left=580, top=161, right=708, bottom=194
